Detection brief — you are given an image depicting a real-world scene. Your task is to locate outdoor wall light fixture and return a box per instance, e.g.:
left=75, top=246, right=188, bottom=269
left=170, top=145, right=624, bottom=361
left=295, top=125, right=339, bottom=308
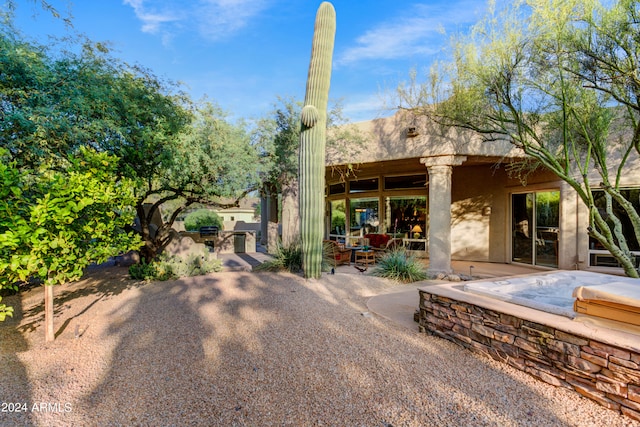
left=406, top=127, right=419, bottom=137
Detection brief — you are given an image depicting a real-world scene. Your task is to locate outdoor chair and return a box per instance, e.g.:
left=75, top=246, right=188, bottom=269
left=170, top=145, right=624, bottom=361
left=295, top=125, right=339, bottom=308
left=323, top=240, right=351, bottom=267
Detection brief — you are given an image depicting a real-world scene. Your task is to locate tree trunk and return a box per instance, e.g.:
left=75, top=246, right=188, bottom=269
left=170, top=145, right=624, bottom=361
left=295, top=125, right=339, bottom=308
left=137, top=203, right=162, bottom=262
left=260, top=195, right=268, bottom=246
left=266, top=193, right=279, bottom=254
left=281, top=179, right=300, bottom=247
left=44, top=285, right=54, bottom=342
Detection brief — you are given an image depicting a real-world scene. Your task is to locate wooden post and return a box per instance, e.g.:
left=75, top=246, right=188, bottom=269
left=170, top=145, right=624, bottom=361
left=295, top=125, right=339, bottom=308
left=44, top=284, right=55, bottom=341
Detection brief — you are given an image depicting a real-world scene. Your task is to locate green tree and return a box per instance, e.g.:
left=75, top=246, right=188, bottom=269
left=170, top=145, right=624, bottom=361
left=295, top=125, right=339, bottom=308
left=1, top=29, right=189, bottom=259
left=253, top=97, right=365, bottom=250
left=147, top=102, right=259, bottom=257
left=0, top=148, right=140, bottom=339
left=1, top=28, right=259, bottom=263
left=397, top=0, right=640, bottom=277
left=253, top=97, right=303, bottom=249
left=184, top=209, right=223, bottom=231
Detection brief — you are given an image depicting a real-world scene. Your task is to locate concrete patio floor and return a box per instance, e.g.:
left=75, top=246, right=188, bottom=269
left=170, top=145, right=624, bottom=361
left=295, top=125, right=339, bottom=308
left=365, top=260, right=547, bottom=330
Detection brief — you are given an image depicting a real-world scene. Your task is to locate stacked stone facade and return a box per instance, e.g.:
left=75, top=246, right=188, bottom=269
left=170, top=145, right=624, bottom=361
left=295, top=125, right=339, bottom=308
left=418, top=291, right=640, bottom=421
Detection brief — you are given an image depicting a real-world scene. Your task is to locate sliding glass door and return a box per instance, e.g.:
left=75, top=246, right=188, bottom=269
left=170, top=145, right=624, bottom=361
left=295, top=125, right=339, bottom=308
left=512, top=191, right=559, bottom=267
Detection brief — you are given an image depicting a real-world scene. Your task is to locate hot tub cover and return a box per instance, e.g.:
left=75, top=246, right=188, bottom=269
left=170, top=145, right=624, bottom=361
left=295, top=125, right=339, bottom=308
left=573, top=281, right=640, bottom=326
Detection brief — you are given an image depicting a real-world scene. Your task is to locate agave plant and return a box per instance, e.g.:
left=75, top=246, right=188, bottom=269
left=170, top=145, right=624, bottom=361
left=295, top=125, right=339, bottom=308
left=371, top=248, right=427, bottom=283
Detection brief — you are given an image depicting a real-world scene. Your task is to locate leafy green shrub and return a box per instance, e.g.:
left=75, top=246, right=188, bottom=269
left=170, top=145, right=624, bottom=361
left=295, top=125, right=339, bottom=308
left=129, top=259, right=159, bottom=281
left=129, top=251, right=223, bottom=281
left=371, top=248, right=427, bottom=283
left=184, top=209, right=223, bottom=231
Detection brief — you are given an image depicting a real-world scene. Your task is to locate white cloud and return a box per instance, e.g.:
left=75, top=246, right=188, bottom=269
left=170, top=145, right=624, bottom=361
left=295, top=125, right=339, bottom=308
left=195, top=0, right=268, bottom=40
left=123, top=0, right=183, bottom=34
left=341, top=93, right=392, bottom=123
left=336, top=1, right=484, bottom=66
left=123, top=0, right=269, bottom=42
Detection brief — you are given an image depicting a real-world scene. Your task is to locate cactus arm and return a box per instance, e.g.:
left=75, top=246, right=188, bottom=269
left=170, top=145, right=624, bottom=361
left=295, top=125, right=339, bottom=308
left=301, top=105, right=319, bottom=128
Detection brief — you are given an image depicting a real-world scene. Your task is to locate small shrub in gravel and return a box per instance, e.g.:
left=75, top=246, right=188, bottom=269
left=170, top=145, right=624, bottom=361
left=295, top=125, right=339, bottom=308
left=129, top=251, right=222, bottom=281
left=128, top=259, right=159, bottom=281
left=256, top=240, right=336, bottom=274
left=371, top=248, right=427, bottom=283
left=255, top=241, right=304, bottom=273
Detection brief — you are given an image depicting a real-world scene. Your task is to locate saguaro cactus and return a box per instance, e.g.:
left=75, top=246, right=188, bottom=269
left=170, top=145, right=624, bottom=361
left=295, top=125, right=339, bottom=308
left=299, top=2, right=336, bottom=279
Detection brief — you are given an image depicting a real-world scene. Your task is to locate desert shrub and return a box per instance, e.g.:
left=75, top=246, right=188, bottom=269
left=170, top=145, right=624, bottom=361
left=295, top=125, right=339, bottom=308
left=129, top=251, right=222, bottom=280
left=129, top=259, right=160, bottom=281
left=371, top=248, right=427, bottom=283
left=184, top=209, right=223, bottom=231
left=169, top=252, right=223, bottom=277
left=256, top=240, right=336, bottom=274
left=255, top=240, right=305, bottom=273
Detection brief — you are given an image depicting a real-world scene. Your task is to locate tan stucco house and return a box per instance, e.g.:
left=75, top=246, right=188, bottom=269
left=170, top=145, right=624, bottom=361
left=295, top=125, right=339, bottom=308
left=325, top=111, right=640, bottom=275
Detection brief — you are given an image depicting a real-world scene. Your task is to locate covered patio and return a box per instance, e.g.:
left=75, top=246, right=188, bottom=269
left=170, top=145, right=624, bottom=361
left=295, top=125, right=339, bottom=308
left=325, top=110, right=536, bottom=275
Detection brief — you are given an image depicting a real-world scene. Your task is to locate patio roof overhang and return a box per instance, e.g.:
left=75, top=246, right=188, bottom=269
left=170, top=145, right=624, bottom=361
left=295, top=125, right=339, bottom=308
left=326, top=111, right=527, bottom=173
left=326, top=155, right=527, bottom=183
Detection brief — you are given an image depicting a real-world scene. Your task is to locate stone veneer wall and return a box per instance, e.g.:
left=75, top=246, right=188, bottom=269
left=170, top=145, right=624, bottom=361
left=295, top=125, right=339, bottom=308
left=418, top=291, right=640, bottom=421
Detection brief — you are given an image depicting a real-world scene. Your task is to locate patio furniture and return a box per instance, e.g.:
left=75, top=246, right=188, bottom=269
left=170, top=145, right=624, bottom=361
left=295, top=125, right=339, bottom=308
left=373, top=237, right=404, bottom=260
left=364, top=233, right=391, bottom=249
left=323, top=240, right=351, bottom=266
left=355, top=250, right=376, bottom=266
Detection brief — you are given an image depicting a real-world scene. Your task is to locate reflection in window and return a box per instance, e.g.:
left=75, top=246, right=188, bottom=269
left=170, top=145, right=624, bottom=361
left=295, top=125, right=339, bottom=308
left=350, top=198, right=379, bottom=236
left=330, top=199, right=346, bottom=237
left=384, top=174, right=427, bottom=190
left=385, top=196, right=427, bottom=238
left=512, top=191, right=559, bottom=268
left=589, top=188, right=640, bottom=251
left=589, top=188, right=640, bottom=268
left=349, top=178, right=378, bottom=193
left=328, top=182, right=346, bottom=195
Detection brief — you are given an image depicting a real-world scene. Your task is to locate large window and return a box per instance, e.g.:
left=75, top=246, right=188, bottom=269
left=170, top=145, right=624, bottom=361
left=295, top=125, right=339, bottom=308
left=328, top=182, right=346, bottom=195
left=350, top=198, right=379, bottom=235
left=384, top=175, right=427, bottom=190
left=329, top=199, right=346, bottom=237
left=349, top=178, right=378, bottom=193
left=385, top=196, right=427, bottom=238
left=512, top=191, right=559, bottom=268
left=589, top=188, right=640, bottom=268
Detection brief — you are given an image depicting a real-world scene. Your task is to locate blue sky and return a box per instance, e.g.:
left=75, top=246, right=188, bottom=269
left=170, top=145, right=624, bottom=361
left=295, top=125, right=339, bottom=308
left=12, top=0, right=487, bottom=123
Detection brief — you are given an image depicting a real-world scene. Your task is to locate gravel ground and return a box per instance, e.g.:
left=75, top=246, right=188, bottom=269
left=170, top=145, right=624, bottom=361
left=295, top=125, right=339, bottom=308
left=1, top=265, right=638, bottom=427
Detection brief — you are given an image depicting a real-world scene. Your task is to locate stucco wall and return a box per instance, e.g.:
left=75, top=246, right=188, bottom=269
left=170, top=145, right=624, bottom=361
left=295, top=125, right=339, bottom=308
left=327, top=112, right=524, bottom=166
left=451, top=165, right=510, bottom=262
left=218, top=211, right=255, bottom=223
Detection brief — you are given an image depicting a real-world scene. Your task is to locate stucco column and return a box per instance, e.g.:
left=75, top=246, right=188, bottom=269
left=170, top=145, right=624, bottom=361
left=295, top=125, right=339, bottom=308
left=421, top=156, right=466, bottom=275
